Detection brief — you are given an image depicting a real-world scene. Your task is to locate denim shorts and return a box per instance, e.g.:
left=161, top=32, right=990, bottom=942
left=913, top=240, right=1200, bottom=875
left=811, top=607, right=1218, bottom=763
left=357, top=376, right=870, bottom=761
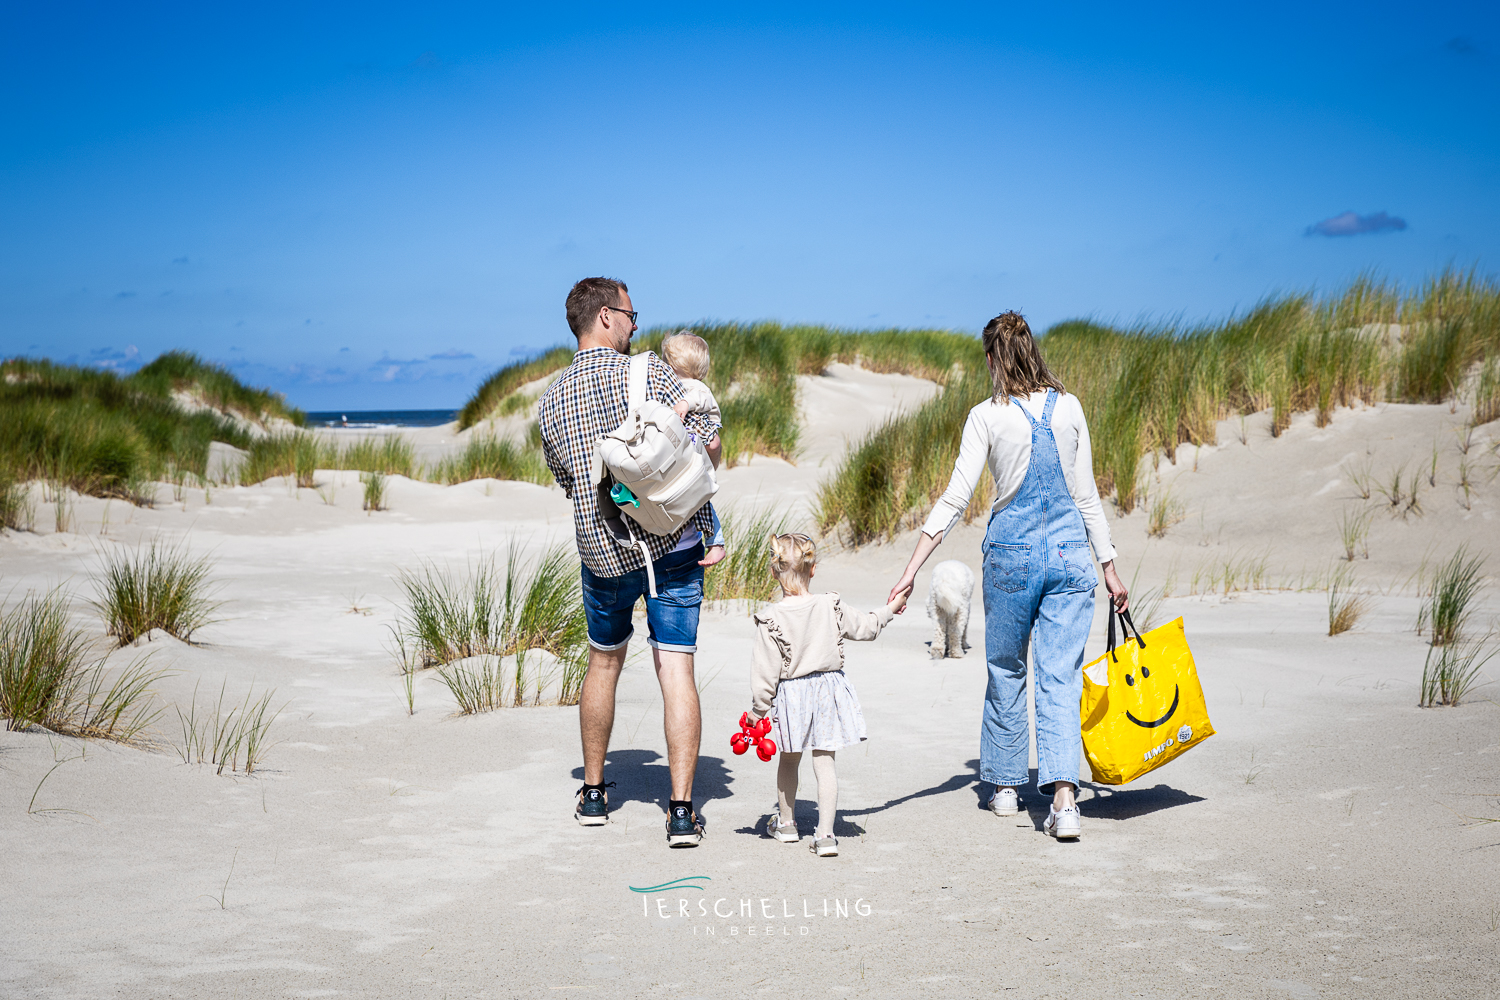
left=580, top=544, right=704, bottom=653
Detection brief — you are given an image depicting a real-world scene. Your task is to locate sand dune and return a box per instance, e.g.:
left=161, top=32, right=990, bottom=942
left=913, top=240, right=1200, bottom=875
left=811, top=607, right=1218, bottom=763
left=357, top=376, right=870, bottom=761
left=2, top=371, right=1498, bottom=998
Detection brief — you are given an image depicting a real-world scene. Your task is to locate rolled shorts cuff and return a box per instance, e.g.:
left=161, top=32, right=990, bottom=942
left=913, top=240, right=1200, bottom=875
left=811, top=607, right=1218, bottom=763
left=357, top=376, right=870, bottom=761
left=646, top=638, right=697, bottom=654
left=588, top=630, right=632, bottom=652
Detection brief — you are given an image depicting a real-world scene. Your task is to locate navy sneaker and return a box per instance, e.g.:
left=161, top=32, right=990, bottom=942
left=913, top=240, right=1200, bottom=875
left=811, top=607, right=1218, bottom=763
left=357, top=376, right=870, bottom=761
left=665, top=804, right=705, bottom=848
left=575, top=783, right=613, bottom=827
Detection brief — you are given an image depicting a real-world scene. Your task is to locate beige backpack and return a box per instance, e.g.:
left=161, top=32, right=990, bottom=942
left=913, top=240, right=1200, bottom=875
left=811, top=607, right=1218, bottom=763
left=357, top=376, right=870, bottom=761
left=590, top=352, right=718, bottom=594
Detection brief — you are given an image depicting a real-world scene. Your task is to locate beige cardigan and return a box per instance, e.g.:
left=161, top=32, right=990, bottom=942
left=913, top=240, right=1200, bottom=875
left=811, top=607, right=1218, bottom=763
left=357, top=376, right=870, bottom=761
left=749, top=592, right=894, bottom=719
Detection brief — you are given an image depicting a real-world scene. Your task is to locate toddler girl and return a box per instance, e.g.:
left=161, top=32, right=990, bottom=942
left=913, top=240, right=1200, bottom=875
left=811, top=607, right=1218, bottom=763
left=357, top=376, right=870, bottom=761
left=748, top=532, right=907, bottom=856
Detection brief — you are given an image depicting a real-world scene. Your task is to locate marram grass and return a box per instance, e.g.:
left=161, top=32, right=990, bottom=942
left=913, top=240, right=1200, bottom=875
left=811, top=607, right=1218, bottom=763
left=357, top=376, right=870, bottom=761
left=428, top=435, right=551, bottom=486
left=820, top=267, right=1500, bottom=542
left=394, top=544, right=589, bottom=708
left=0, top=587, right=166, bottom=743
left=175, top=678, right=283, bottom=774
left=1417, top=546, right=1487, bottom=647
left=0, top=352, right=301, bottom=497
left=92, top=539, right=221, bottom=646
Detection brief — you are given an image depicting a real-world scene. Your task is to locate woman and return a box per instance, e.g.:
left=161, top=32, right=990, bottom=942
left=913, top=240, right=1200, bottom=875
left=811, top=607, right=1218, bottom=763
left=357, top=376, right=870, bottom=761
left=889, top=311, right=1127, bottom=840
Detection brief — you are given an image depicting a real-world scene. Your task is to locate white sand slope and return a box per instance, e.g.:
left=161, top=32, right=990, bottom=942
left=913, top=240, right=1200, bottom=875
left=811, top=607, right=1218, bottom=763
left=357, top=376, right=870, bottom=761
left=2, top=379, right=1498, bottom=999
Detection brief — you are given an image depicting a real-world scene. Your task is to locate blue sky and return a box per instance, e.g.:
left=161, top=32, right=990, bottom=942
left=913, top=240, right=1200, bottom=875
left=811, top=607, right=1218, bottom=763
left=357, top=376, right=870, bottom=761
left=2, top=3, right=1497, bottom=409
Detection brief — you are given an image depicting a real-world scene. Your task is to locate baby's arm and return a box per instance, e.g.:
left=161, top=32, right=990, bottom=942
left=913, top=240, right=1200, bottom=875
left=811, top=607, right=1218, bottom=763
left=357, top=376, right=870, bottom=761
left=671, top=380, right=721, bottom=423
left=835, top=596, right=898, bottom=642
left=748, top=622, right=780, bottom=721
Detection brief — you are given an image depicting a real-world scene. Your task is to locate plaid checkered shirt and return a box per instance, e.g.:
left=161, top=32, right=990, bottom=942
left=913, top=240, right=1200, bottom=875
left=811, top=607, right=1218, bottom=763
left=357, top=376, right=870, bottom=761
left=537, top=347, right=721, bottom=578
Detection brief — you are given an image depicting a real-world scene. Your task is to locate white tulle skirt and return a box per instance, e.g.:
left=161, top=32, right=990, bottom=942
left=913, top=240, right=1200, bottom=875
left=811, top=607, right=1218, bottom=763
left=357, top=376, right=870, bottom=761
left=771, top=669, right=868, bottom=753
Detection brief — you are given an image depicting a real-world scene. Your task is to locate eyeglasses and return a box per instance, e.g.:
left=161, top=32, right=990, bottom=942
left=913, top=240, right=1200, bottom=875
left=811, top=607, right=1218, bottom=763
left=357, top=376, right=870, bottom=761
left=605, top=306, right=639, bottom=324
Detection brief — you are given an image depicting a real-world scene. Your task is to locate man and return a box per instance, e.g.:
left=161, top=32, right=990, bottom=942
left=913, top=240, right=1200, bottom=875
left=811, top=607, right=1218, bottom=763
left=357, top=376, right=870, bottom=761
left=536, top=277, right=724, bottom=848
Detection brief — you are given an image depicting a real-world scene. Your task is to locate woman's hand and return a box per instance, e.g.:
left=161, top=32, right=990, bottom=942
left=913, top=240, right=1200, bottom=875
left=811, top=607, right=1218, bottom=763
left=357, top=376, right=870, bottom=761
left=888, top=576, right=916, bottom=614
left=1101, top=560, right=1129, bottom=612
left=888, top=531, right=941, bottom=614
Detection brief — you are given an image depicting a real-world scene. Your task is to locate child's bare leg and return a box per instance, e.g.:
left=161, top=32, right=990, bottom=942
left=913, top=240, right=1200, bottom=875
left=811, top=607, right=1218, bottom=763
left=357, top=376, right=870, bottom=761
left=776, top=751, right=801, bottom=825
left=811, top=750, right=837, bottom=838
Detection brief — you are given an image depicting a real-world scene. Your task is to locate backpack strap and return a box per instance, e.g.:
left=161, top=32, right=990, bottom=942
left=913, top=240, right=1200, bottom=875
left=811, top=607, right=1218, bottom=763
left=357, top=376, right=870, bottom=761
left=589, top=352, right=654, bottom=487
left=627, top=352, right=651, bottom=411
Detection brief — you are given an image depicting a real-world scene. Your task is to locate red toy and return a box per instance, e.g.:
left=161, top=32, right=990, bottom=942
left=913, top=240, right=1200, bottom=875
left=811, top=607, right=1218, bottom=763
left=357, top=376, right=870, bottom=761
left=730, top=712, right=777, bottom=761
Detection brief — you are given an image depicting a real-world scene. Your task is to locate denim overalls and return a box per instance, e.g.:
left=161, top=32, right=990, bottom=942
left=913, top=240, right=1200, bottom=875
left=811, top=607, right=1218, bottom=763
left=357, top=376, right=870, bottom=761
left=980, top=389, right=1098, bottom=794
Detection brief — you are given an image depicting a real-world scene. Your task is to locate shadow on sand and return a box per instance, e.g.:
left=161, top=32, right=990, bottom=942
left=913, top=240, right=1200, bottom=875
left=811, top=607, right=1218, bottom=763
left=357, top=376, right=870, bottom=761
left=570, top=750, right=735, bottom=814
left=728, top=759, right=1205, bottom=837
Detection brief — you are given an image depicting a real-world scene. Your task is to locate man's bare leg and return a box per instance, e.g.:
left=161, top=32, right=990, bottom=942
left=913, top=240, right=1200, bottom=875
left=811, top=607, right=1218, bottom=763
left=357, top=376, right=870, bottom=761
left=653, top=649, right=700, bottom=801
left=580, top=645, right=627, bottom=785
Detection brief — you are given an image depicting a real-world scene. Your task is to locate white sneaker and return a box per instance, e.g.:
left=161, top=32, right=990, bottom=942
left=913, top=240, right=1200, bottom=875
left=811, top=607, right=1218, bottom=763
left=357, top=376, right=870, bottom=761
left=1043, top=804, right=1082, bottom=840
left=767, top=813, right=800, bottom=843
left=988, top=788, right=1020, bottom=816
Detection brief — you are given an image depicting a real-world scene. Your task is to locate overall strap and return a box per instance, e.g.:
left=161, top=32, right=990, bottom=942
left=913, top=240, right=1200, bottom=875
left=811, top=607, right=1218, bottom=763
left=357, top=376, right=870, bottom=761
left=1010, top=395, right=1039, bottom=429
left=1039, top=389, right=1058, bottom=428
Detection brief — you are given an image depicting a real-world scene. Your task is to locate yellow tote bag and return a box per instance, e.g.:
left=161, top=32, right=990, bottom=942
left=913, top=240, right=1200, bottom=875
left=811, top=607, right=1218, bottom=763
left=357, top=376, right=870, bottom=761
left=1080, top=610, right=1214, bottom=785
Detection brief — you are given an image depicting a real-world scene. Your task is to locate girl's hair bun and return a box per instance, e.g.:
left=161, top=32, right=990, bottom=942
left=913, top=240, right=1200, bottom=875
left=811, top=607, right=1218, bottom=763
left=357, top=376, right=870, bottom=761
left=767, top=532, right=817, bottom=589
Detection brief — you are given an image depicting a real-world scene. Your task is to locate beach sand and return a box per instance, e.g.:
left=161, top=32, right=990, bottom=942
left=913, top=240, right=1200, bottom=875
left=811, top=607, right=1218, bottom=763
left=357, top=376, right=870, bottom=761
left=3, top=367, right=1498, bottom=999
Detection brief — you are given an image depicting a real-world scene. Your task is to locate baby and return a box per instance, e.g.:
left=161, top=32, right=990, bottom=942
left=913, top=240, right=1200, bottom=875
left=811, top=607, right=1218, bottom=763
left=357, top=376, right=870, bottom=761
left=661, top=330, right=724, bottom=550
left=662, top=331, right=722, bottom=428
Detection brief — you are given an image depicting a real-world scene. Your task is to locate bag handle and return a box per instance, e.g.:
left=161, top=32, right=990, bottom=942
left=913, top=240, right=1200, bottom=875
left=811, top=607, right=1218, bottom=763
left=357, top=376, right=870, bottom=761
left=1106, top=607, right=1146, bottom=663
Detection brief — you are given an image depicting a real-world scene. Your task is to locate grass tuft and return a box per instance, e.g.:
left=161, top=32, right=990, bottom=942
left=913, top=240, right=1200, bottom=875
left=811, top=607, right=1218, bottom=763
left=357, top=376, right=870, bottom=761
left=0, top=588, right=165, bottom=742
left=362, top=471, right=388, bottom=512
left=394, top=544, right=589, bottom=708
left=1337, top=507, right=1372, bottom=561
left=92, top=539, right=221, bottom=646
left=1146, top=486, right=1186, bottom=539
left=1327, top=568, right=1371, bottom=636
left=1418, top=546, right=1487, bottom=647
left=1, top=476, right=35, bottom=531
left=1472, top=355, right=1500, bottom=427
left=175, top=679, right=283, bottom=774
left=429, top=435, right=551, bottom=486
left=1420, top=635, right=1496, bottom=707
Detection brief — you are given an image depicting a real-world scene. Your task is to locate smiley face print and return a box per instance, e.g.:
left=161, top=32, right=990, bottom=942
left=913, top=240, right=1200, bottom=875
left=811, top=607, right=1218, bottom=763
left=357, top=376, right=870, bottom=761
left=1122, top=663, right=1180, bottom=729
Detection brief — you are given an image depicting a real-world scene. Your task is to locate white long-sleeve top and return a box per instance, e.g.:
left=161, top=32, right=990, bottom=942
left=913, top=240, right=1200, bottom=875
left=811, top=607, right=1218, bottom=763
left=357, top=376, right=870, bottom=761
left=919, top=390, right=1117, bottom=563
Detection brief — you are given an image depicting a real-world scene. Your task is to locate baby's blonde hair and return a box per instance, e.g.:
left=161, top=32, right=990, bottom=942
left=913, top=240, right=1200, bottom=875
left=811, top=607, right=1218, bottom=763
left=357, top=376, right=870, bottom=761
left=767, top=532, right=817, bottom=591
left=662, top=331, right=711, bottom=380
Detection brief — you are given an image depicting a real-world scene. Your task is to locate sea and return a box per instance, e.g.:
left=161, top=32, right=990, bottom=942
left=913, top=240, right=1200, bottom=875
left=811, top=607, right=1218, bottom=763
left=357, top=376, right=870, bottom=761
left=305, top=409, right=459, bottom=429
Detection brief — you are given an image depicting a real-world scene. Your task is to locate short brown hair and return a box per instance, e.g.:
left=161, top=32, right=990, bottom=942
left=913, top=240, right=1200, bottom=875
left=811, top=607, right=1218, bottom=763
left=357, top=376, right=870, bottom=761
left=767, top=532, right=817, bottom=591
left=565, top=277, right=629, bottom=338
left=661, top=331, right=710, bottom=380
left=981, top=311, right=1064, bottom=404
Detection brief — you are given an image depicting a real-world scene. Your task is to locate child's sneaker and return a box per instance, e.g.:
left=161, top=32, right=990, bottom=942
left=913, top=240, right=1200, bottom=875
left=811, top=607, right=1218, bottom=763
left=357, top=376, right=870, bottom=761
left=1043, top=804, right=1082, bottom=840
left=666, top=805, right=705, bottom=848
left=988, top=788, right=1020, bottom=816
left=767, top=814, right=800, bottom=843
left=810, top=835, right=838, bottom=857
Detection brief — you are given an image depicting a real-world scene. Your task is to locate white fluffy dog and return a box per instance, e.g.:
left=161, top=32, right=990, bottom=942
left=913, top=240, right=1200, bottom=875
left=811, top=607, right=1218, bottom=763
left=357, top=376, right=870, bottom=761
left=926, top=560, right=975, bottom=659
